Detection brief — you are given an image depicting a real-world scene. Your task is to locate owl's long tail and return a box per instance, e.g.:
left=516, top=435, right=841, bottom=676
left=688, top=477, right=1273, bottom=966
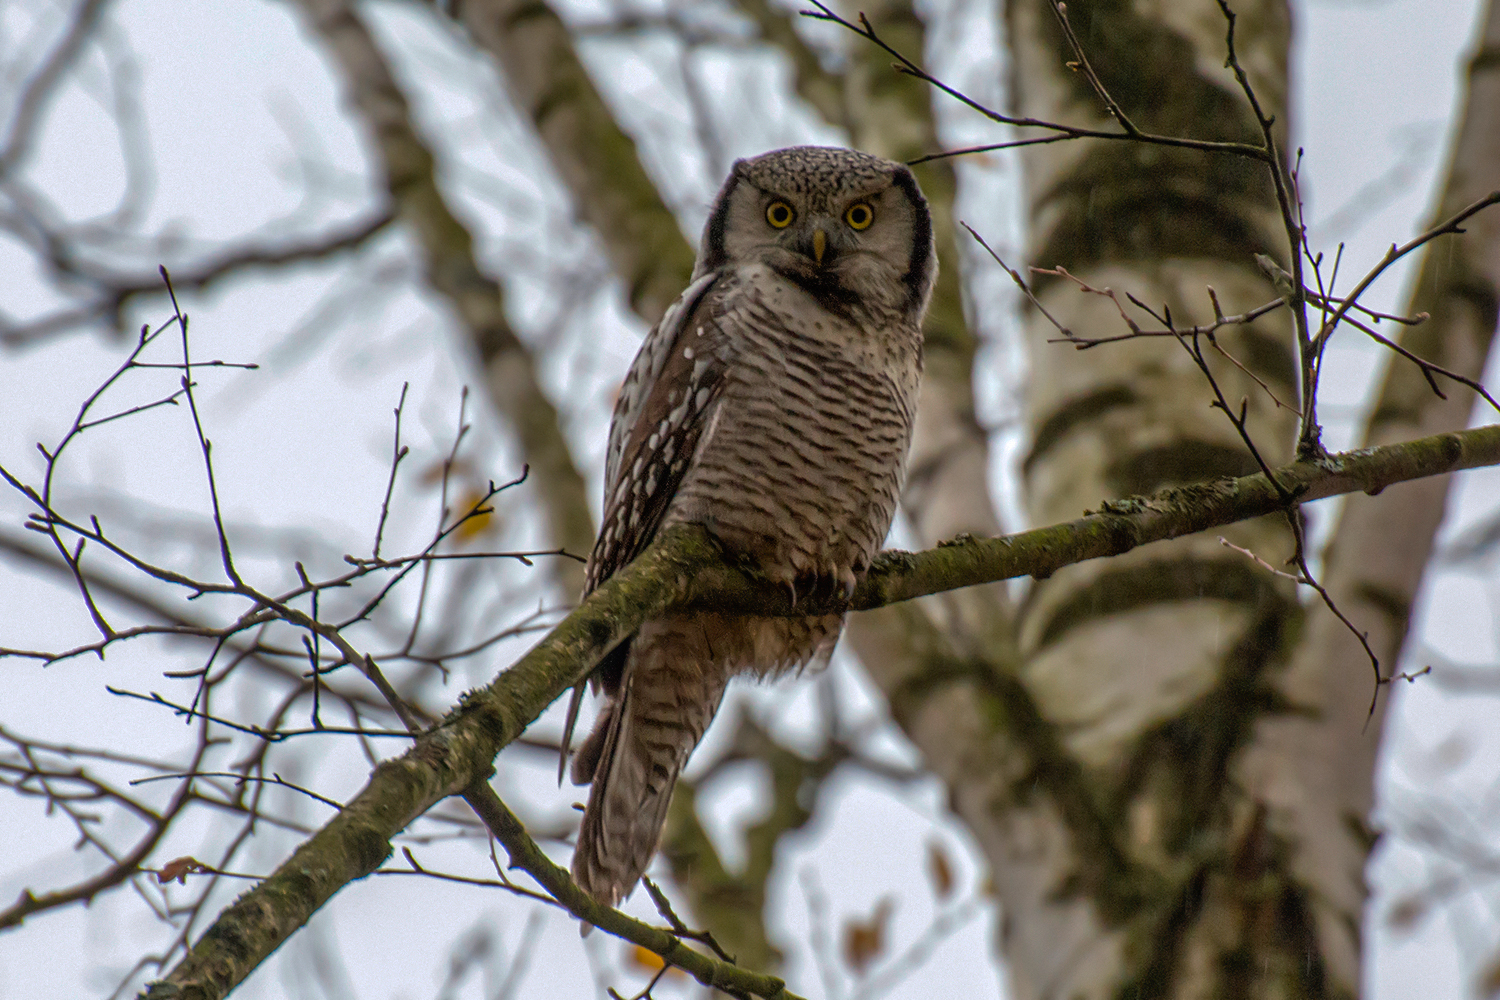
left=570, top=626, right=728, bottom=908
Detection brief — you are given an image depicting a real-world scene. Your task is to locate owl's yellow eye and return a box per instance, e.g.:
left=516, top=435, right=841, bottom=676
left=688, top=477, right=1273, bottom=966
left=765, top=201, right=795, bottom=229
left=844, top=202, right=875, bottom=230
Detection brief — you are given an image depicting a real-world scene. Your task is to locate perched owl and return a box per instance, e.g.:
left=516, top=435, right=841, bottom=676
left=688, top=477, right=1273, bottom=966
left=567, top=146, right=936, bottom=906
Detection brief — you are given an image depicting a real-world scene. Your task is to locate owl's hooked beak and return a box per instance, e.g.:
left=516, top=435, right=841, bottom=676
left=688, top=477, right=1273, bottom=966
left=798, top=221, right=844, bottom=268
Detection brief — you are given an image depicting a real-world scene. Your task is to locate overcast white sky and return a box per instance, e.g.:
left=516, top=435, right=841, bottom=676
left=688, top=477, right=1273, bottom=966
left=1, top=1, right=1498, bottom=998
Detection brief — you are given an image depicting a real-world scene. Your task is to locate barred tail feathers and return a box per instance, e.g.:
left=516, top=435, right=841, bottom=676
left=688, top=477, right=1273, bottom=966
left=571, top=630, right=728, bottom=906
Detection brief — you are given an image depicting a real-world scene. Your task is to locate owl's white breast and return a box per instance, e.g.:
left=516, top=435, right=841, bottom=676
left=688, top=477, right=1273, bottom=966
left=729, top=262, right=919, bottom=382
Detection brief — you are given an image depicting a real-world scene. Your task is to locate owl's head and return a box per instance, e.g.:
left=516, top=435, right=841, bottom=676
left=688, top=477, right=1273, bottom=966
left=694, top=146, right=937, bottom=326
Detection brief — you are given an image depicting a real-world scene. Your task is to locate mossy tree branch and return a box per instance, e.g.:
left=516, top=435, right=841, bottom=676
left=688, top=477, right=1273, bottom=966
left=460, top=783, right=803, bottom=1000
left=141, top=423, right=1500, bottom=999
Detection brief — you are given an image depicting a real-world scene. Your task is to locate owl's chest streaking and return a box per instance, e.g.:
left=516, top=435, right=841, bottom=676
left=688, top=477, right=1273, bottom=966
left=661, top=263, right=921, bottom=580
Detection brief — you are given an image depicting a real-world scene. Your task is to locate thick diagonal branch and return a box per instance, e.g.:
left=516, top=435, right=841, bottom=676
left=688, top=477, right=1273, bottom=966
left=141, top=424, right=1500, bottom=999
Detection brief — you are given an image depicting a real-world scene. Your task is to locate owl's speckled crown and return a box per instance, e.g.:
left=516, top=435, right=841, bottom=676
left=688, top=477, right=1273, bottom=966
left=733, top=145, right=904, bottom=204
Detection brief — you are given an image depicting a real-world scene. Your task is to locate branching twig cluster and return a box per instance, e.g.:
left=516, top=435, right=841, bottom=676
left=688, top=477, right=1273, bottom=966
left=0, top=1, right=396, bottom=350
left=0, top=274, right=576, bottom=991
left=813, top=0, right=1499, bottom=709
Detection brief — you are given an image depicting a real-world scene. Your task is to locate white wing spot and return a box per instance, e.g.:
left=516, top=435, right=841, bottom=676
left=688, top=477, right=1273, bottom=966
left=683, top=346, right=695, bottom=360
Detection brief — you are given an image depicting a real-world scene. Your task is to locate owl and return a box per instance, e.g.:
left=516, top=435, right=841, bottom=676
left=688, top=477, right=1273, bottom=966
left=566, top=146, right=936, bottom=906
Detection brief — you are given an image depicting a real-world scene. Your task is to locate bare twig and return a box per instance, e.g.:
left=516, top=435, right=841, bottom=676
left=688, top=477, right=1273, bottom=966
left=803, top=1, right=1272, bottom=163
left=372, top=382, right=410, bottom=560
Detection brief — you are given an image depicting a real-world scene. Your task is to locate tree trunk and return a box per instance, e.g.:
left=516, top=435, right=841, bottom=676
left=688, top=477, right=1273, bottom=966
left=1001, top=1, right=1349, bottom=995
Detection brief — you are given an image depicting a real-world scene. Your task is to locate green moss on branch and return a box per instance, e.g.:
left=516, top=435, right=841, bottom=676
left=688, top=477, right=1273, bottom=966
left=143, top=422, right=1500, bottom=998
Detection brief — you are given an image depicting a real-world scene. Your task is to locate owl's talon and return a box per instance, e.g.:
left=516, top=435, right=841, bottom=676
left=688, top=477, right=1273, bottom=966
left=839, top=569, right=858, bottom=602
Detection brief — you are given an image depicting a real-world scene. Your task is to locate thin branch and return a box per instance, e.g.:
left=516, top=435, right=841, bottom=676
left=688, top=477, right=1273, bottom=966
left=461, top=785, right=796, bottom=1000
left=0, top=0, right=110, bottom=177
left=1313, top=190, right=1500, bottom=369
left=0, top=209, right=395, bottom=347
left=801, top=1, right=1272, bottom=163
left=103, top=688, right=413, bottom=741
left=1212, top=0, right=1317, bottom=455
left=160, top=269, right=241, bottom=586
left=372, top=382, right=410, bottom=560
left=130, top=771, right=345, bottom=812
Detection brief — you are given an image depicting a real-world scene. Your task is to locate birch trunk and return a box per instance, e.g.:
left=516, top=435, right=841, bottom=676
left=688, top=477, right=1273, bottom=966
left=1002, top=1, right=1332, bottom=995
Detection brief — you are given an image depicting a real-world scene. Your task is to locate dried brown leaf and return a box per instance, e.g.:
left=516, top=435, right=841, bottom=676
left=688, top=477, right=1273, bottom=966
left=155, top=856, right=208, bottom=884
left=927, top=839, right=955, bottom=899
left=842, top=897, right=894, bottom=976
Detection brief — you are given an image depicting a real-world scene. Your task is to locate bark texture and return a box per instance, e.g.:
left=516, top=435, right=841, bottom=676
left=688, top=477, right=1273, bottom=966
left=1003, top=1, right=1327, bottom=995
left=311, top=1, right=1499, bottom=994
left=444, top=0, right=1017, bottom=965
left=10, top=0, right=1500, bottom=996
left=841, top=0, right=1012, bottom=643
left=447, top=0, right=697, bottom=325
left=434, top=2, right=1499, bottom=994
left=1239, top=0, right=1500, bottom=986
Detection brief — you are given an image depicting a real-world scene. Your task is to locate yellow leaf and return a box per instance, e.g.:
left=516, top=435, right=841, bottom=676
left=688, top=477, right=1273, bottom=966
left=453, top=490, right=495, bottom=540
left=630, top=944, right=666, bottom=972
left=628, top=945, right=686, bottom=979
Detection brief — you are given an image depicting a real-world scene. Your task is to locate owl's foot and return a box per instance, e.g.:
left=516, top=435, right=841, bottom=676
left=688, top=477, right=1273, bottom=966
left=829, top=564, right=859, bottom=603
left=795, top=564, right=859, bottom=608
left=781, top=577, right=800, bottom=609
left=764, top=563, right=859, bottom=610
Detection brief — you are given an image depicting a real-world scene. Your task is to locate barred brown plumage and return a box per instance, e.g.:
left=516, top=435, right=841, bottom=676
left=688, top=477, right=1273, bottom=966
left=565, top=146, right=936, bottom=908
